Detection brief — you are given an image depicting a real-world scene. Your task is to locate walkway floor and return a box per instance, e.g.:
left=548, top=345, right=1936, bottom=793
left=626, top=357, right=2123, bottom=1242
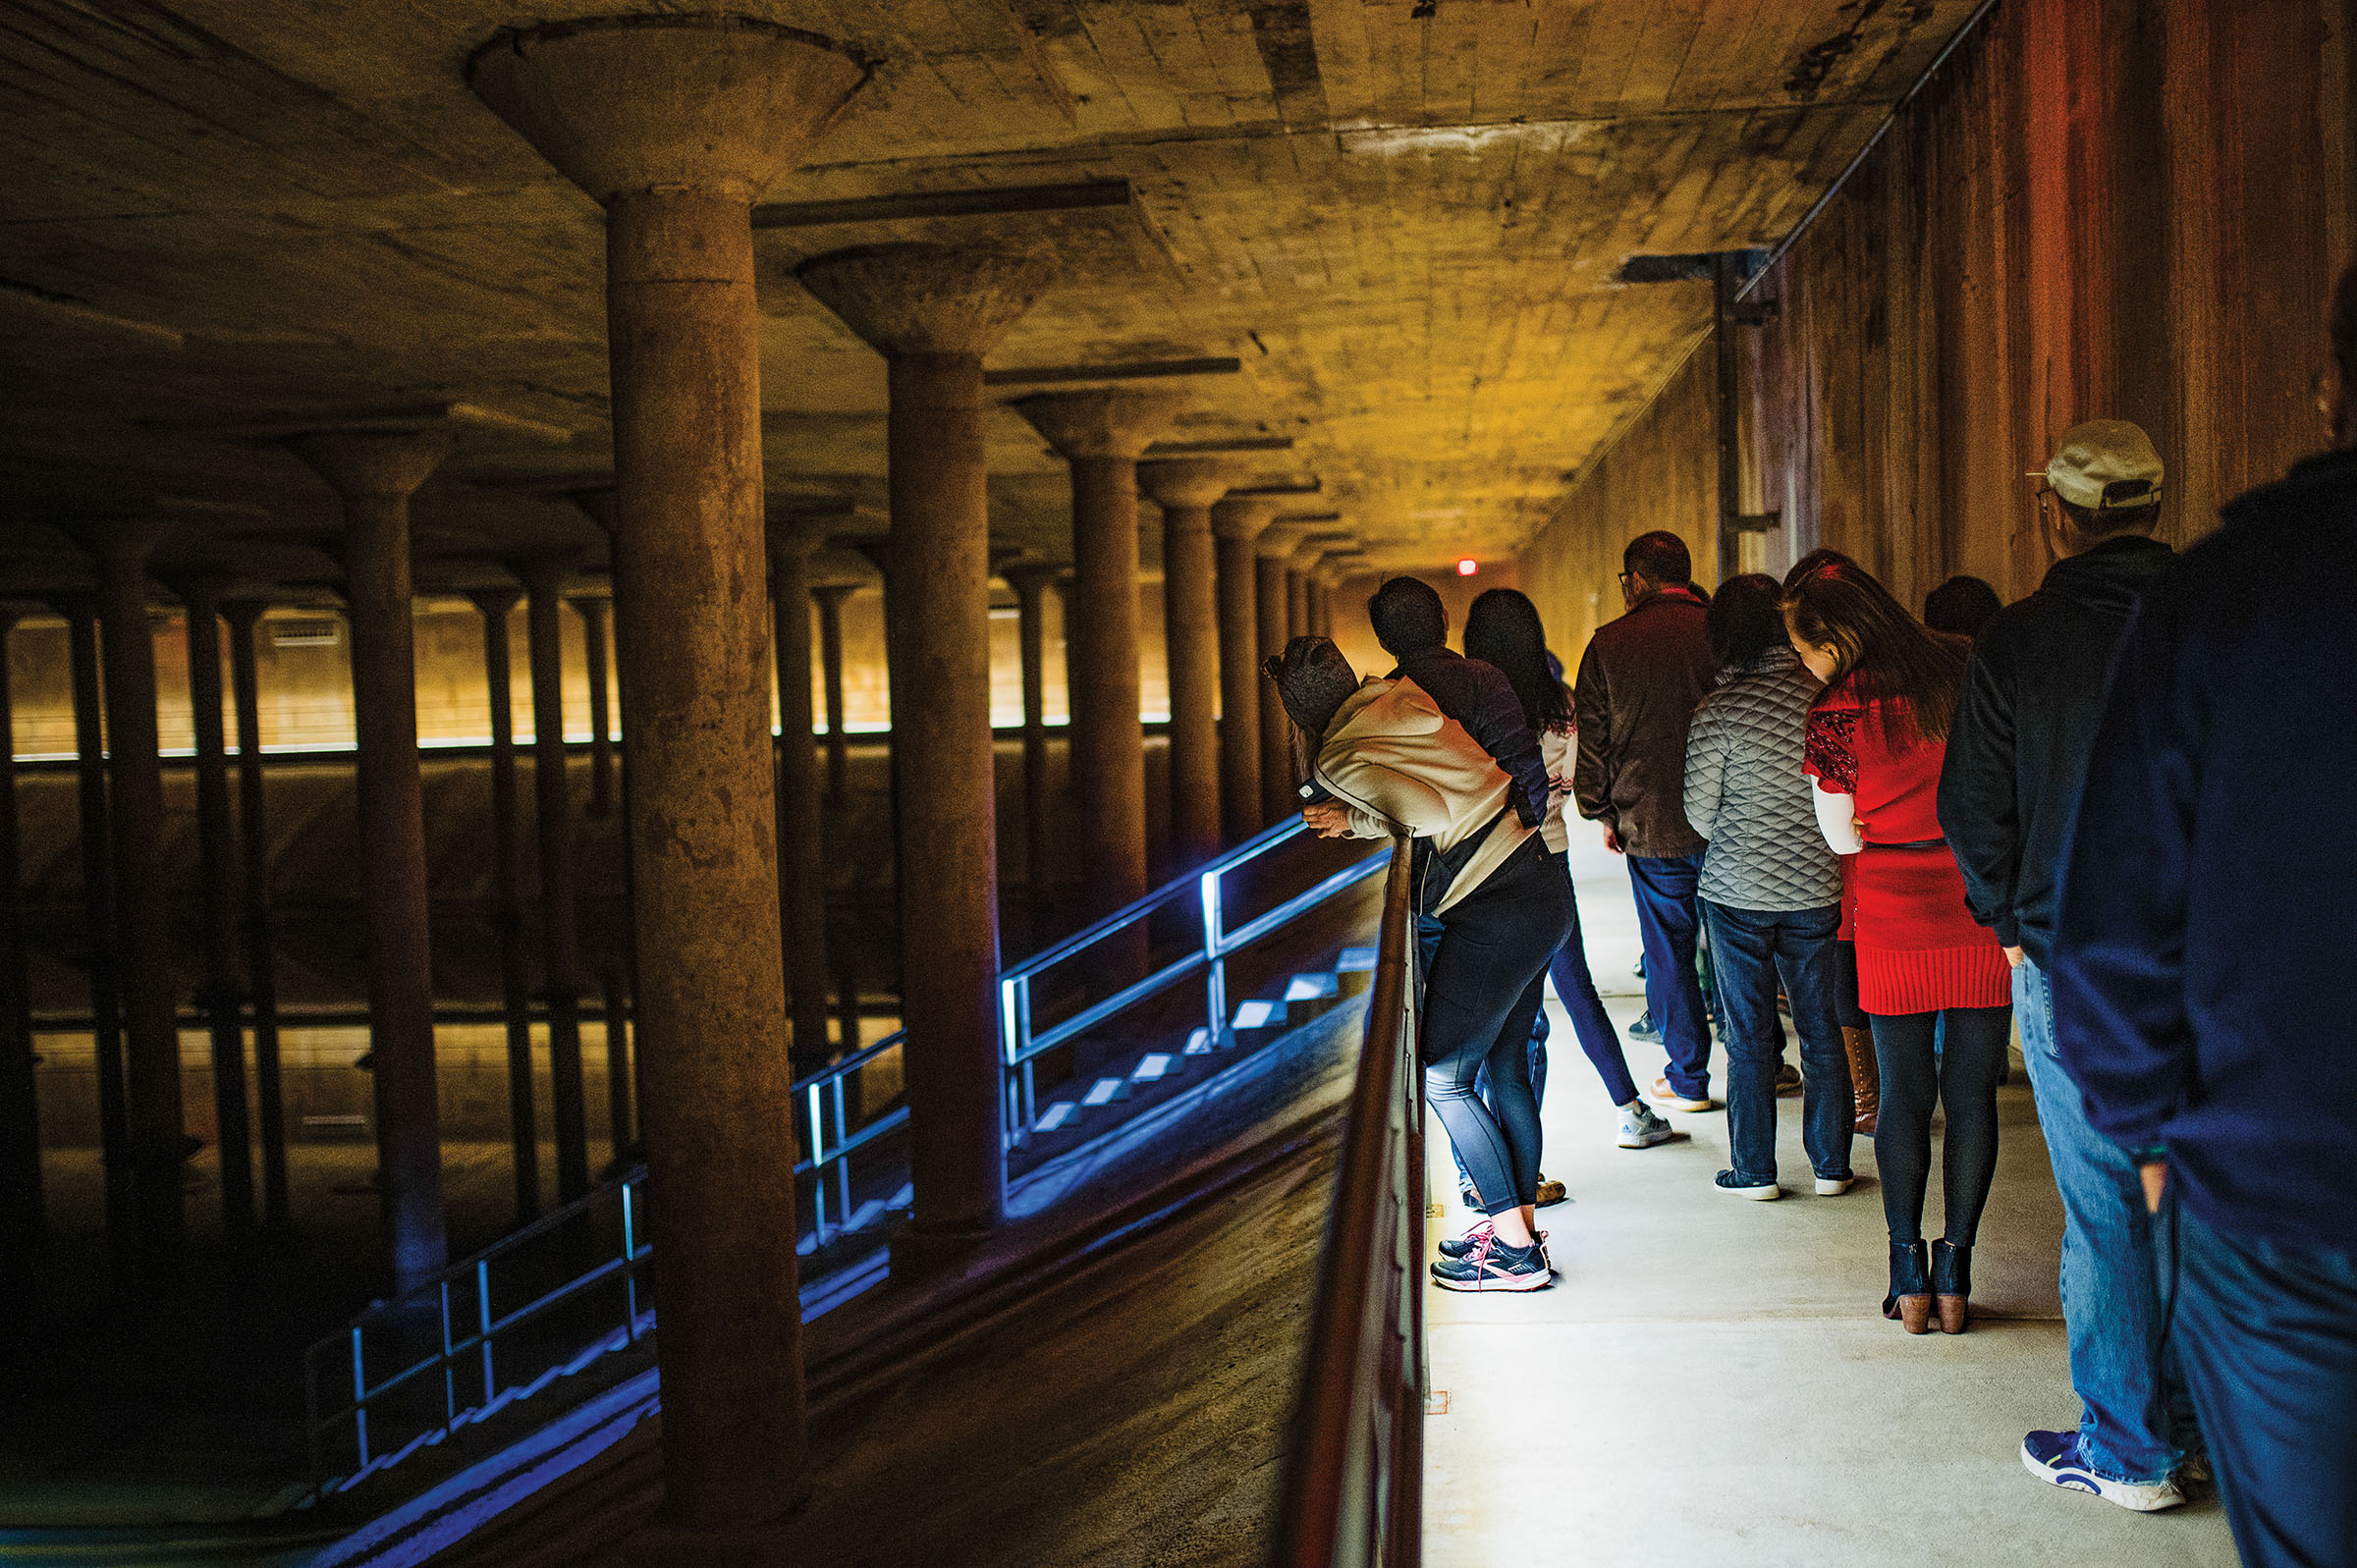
left=1423, top=837, right=2238, bottom=1568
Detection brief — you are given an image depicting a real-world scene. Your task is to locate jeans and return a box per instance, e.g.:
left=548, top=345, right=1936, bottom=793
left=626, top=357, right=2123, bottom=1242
left=2015, top=959, right=2198, bottom=1486
left=1704, top=899, right=1852, bottom=1184
left=1448, top=1025, right=1548, bottom=1195
left=1626, top=851, right=1712, bottom=1097
left=1869, top=1003, right=2011, bottom=1245
left=1423, top=836, right=1575, bottom=1217
left=1549, top=851, right=1640, bottom=1107
left=2173, top=1200, right=2357, bottom=1567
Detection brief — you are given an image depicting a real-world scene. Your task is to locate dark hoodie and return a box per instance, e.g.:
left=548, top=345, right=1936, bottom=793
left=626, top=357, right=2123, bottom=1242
left=1937, top=533, right=2174, bottom=966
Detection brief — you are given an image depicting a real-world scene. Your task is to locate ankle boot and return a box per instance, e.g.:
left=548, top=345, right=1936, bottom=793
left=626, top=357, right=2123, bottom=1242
left=1932, top=1239, right=1973, bottom=1334
left=1841, top=1026, right=1880, bottom=1135
left=1883, top=1240, right=1933, bottom=1333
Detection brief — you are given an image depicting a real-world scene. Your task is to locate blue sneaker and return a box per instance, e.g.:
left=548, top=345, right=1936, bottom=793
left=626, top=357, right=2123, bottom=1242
left=1626, top=1010, right=1661, bottom=1043
left=2019, top=1431, right=2185, bottom=1512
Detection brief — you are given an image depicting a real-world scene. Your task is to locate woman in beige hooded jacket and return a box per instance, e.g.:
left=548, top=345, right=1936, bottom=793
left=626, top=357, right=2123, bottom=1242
left=1273, top=636, right=1573, bottom=1292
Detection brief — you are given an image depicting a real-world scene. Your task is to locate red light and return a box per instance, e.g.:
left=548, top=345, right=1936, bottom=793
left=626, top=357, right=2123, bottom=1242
left=1456, top=558, right=1478, bottom=576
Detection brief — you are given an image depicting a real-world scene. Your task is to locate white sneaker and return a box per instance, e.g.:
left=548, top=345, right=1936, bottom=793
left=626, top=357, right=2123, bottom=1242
left=1815, top=1175, right=1855, bottom=1196
left=1650, top=1075, right=1719, bottom=1112
left=1616, top=1102, right=1678, bottom=1149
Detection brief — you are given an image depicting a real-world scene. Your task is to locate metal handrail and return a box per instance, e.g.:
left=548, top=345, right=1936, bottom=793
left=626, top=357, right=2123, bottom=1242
left=302, top=813, right=1390, bottom=1501
left=1271, top=836, right=1425, bottom=1568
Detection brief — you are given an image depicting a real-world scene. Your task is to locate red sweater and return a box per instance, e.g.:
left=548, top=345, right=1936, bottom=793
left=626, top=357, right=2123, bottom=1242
left=1806, top=683, right=2010, bottom=1014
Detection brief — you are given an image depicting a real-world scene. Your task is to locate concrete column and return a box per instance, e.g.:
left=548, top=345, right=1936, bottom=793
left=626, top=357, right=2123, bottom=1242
left=1287, top=564, right=1311, bottom=642
left=812, top=584, right=853, bottom=801
left=1210, top=497, right=1277, bottom=840
left=767, top=518, right=833, bottom=1072
left=1254, top=521, right=1315, bottom=825
left=1014, top=393, right=1182, bottom=921
left=70, top=514, right=187, bottom=1283
left=467, top=587, right=537, bottom=1222
left=1307, top=570, right=1332, bottom=639
left=1140, top=460, right=1233, bottom=871
left=170, top=572, right=255, bottom=1249
left=795, top=242, right=1056, bottom=1260
left=514, top=553, right=591, bottom=1204
left=57, top=595, right=130, bottom=1254
left=222, top=601, right=291, bottom=1236
left=1288, top=533, right=1343, bottom=643
left=1004, top=563, right=1061, bottom=945
left=470, top=17, right=866, bottom=1528
left=575, top=592, right=617, bottom=821
left=0, top=608, right=39, bottom=1256
left=284, top=429, right=453, bottom=1296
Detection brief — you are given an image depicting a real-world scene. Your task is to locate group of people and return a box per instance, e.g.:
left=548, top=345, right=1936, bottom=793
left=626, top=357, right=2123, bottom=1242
left=1271, top=268, right=2357, bottom=1567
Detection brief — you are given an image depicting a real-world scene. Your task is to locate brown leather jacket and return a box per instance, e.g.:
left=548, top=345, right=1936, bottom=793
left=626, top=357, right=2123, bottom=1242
left=1571, top=585, right=1716, bottom=858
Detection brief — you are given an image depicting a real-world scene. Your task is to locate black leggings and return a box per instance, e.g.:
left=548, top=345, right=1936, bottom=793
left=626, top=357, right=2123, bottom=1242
left=1423, top=836, right=1573, bottom=1217
left=1870, top=1005, right=2012, bottom=1246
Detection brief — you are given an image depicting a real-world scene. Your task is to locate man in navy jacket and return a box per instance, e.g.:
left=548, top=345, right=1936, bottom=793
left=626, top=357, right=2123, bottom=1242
left=2052, top=267, right=2357, bottom=1568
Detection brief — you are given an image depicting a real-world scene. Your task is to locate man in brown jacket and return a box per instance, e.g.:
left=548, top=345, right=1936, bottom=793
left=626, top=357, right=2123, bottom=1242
left=1573, top=531, right=1720, bottom=1110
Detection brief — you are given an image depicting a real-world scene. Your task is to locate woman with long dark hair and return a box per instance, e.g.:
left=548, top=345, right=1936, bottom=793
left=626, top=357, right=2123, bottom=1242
left=1786, top=562, right=2011, bottom=1334
left=1463, top=588, right=1674, bottom=1152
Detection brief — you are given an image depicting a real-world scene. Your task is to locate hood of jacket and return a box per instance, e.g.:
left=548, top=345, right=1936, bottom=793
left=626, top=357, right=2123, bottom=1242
left=1315, top=676, right=1531, bottom=913
left=2035, top=534, right=2174, bottom=620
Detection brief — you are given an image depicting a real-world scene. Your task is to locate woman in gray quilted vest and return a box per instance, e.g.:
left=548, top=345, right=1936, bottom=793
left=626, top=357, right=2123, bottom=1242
left=1682, top=574, right=1857, bottom=1200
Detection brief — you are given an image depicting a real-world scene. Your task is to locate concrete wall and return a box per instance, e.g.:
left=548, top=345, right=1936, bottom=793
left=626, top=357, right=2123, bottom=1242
left=1520, top=0, right=2356, bottom=631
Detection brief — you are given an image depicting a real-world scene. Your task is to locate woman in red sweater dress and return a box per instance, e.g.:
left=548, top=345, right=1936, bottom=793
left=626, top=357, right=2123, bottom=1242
left=1787, top=564, right=2013, bottom=1334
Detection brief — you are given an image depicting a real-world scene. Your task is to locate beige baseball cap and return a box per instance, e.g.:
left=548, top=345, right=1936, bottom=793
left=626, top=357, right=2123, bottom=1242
left=2036, top=419, right=2165, bottom=511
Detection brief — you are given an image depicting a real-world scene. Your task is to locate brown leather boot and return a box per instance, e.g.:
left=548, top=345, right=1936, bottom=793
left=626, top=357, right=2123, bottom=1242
left=1842, top=1026, right=1880, bottom=1135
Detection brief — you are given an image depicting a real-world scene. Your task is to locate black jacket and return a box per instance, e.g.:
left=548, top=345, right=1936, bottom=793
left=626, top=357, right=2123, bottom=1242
left=1937, top=534, right=2174, bottom=965
left=1386, top=647, right=1547, bottom=829
left=2052, top=448, right=2357, bottom=1249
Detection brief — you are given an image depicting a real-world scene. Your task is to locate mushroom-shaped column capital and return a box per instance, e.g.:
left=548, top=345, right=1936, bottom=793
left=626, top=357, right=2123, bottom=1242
left=284, top=427, right=456, bottom=504
left=1291, top=531, right=1350, bottom=571
left=466, top=17, right=869, bottom=206
left=507, top=549, right=580, bottom=597
left=1210, top=494, right=1281, bottom=542
left=796, top=243, right=1059, bottom=358
left=1138, top=458, right=1239, bottom=514
left=1255, top=517, right=1324, bottom=561
left=1013, top=390, right=1185, bottom=462
left=764, top=505, right=849, bottom=561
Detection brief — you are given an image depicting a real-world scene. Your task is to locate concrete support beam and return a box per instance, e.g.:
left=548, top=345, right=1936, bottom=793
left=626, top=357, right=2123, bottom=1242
left=0, top=608, right=38, bottom=1258
left=514, top=553, right=591, bottom=1205
left=1140, top=459, right=1233, bottom=871
left=68, top=512, right=187, bottom=1284
left=1003, top=562, right=1063, bottom=945
left=794, top=241, right=1055, bottom=1263
left=1253, top=520, right=1318, bottom=824
left=170, top=571, right=255, bottom=1250
left=1014, top=391, right=1182, bottom=919
left=1210, top=496, right=1278, bottom=840
left=575, top=591, right=617, bottom=822
left=56, top=594, right=129, bottom=1265
left=813, top=584, right=854, bottom=801
left=469, top=15, right=867, bottom=1528
left=767, top=516, right=834, bottom=1072
left=222, top=600, right=293, bottom=1238
left=284, top=429, right=454, bottom=1294
left=466, top=587, right=537, bottom=1223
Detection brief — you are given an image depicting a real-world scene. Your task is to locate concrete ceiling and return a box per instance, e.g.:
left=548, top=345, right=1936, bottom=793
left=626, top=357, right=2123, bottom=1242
left=0, top=0, right=1983, bottom=590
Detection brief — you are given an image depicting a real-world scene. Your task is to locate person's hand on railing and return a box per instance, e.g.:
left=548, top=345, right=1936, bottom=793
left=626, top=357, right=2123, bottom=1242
left=1301, top=801, right=1354, bottom=839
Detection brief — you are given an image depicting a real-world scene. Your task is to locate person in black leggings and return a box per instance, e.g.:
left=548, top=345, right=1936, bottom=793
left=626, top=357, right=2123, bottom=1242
left=1869, top=1007, right=2014, bottom=1253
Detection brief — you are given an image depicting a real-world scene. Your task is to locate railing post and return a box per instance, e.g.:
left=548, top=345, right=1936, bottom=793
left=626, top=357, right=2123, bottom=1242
left=479, top=1257, right=498, bottom=1395
left=619, top=1186, right=638, bottom=1343
left=808, top=1085, right=831, bottom=1244
left=440, top=1278, right=456, bottom=1433
left=831, top=1075, right=851, bottom=1224
left=351, top=1325, right=369, bottom=1470
left=1200, top=867, right=1227, bottom=1041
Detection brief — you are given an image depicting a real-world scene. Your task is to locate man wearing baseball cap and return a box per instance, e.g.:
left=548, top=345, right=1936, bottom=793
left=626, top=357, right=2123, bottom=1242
left=1939, top=419, right=2204, bottom=1511
left=2052, top=271, right=2357, bottom=1567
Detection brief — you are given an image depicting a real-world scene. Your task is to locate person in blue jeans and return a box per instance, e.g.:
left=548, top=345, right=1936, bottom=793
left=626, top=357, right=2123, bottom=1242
left=1680, top=575, right=1852, bottom=1199
left=2053, top=287, right=2357, bottom=1568
left=1572, top=532, right=1720, bottom=1110
left=1939, top=418, right=2198, bottom=1510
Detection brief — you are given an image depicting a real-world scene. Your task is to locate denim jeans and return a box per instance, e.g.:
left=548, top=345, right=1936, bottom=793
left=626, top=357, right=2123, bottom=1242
left=2015, top=959, right=2198, bottom=1486
left=1549, top=851, right=1640, bottom=1107
left=1423, top=837, right=1574, bottom=1216
left=2173, top=1200, right=2357, bottom=1567
left=1626, top=852, right=1712, bottom=1097
left=1448, top=1022, right=1548, bottom=1195
left=1703, top=899, right=1852, bottom=1184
